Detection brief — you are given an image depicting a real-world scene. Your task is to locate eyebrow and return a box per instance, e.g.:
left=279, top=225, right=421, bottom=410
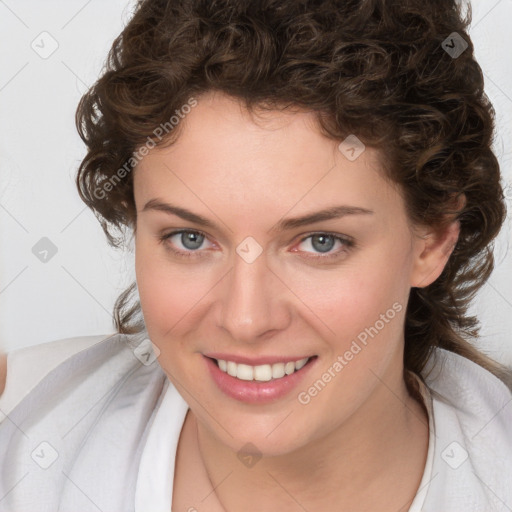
left=142, top=199, right=374, bottom=233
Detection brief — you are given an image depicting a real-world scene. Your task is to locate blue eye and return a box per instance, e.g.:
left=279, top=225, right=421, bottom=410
left=175, top=231, right=205, bottom=251
left=303, top=234, right=337, bottom=253
left=159, top=230, right=355, bottom=261
left=159, top=230, right=212, bottom=258
left=295, top=233, right=354, bottom=260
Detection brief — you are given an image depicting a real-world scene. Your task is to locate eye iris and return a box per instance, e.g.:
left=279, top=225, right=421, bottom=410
left=312, top=234, right=335, bottom=253
left=182, top=232, right=204, bottom=250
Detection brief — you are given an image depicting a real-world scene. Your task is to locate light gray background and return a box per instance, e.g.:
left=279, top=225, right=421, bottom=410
left=0, top=0, right=511, bottom=367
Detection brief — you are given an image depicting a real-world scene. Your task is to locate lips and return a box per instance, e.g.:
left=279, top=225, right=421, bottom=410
left=204, top=354, right=318, bottom=404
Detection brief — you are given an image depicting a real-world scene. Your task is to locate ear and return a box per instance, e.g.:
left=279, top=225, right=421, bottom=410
left=409, top=218, right=461, bottom=288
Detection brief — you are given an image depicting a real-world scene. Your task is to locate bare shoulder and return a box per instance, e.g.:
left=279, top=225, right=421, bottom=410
left=0, top=352, right=6, bottom=397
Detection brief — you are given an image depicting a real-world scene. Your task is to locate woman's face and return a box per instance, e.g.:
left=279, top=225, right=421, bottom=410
left=133, top=91, right=448, bottom=456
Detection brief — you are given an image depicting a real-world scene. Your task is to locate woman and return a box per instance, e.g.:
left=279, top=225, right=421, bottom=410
left=1, top=0, right=511, bottom=511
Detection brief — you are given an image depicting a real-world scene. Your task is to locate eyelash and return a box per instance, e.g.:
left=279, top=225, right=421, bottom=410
left=158, top=229, right=355, bottom=262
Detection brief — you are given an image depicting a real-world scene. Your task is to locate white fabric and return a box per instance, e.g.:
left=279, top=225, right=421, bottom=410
left=0, top=333, right=114, bottom=418
left=0, top=332, right=511, bottom=512
left=135, top=378, right=189, bottom=512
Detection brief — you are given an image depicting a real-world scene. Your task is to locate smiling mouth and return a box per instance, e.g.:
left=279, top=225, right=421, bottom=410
left=207, top=355, right=317, bottom=382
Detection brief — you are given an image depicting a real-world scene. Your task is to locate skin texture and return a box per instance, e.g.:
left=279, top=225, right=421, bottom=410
left=133, top=91, right=459, bottom=511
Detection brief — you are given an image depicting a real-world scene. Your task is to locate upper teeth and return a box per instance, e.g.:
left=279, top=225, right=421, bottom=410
left=216, top=357, right=310, bottom=381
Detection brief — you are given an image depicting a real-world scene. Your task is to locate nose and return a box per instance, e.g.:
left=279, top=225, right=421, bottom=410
left=216, top=249, right=292, bottom=343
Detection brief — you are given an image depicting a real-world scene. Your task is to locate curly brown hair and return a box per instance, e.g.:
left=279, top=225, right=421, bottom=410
left=75, top=0, right=512, bottom=391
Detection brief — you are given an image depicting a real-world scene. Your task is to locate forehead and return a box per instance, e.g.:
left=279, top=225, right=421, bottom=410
left=133, top=92, right=402, bottom=226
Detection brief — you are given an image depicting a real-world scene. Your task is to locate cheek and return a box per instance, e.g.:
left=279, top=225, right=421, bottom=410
left=135, top=238, right=218, bottom=338
left=135, top=238, right=183, bottom=332
left=291, top=249, right=411, bottom=430
left=288, top=245, right=411, bottom=344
